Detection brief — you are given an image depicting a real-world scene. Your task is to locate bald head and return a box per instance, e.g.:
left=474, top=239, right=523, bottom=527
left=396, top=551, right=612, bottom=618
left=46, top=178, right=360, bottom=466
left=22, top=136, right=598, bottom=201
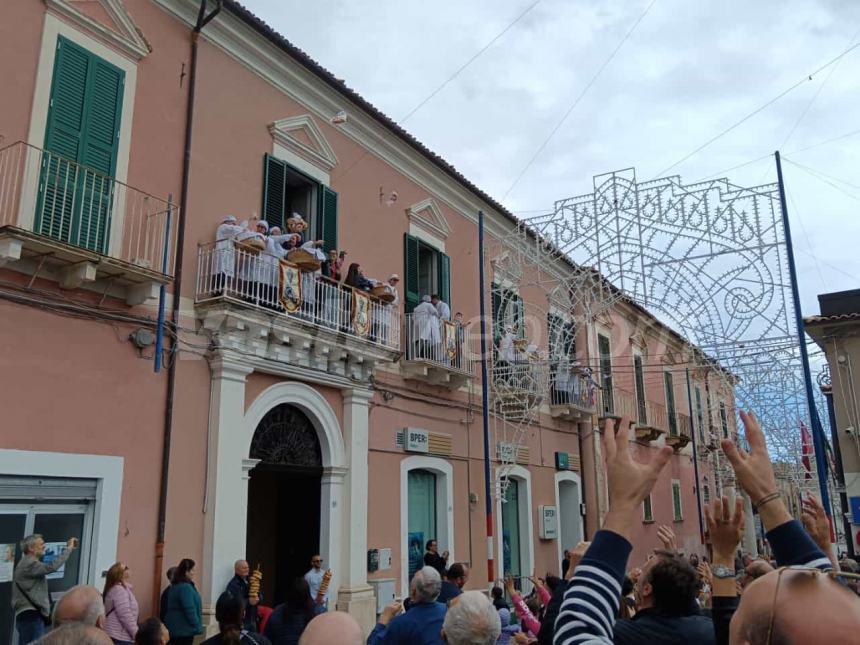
left=234, top=560, right=249, bottom=577
left=39, top=622, right=112, bottom=644
left=53, top=585, right=105, bottom=628
left=299, top=611, right=362, bottom=645
left=730, top=567, right=860, bottom=644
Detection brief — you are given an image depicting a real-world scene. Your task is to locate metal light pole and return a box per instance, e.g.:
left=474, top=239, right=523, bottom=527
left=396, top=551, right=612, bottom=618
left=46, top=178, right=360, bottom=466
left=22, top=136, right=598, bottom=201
left=477, top=210, right=495, bottom=584
left=685, top=367, right=705, bottom=544
left=774, top=150, right=832, bottom=514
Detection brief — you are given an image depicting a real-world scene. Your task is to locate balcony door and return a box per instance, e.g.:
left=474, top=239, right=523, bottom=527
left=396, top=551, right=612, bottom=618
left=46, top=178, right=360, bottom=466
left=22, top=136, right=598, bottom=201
left=598, top=334, right=613, bottom=414
left=665, top=372, right=678, bottom=436
left=37, top=36, right=124, bottom=253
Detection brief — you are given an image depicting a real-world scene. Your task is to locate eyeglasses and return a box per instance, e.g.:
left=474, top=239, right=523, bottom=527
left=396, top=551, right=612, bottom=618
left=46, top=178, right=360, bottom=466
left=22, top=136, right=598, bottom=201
left=765, top=566, right=860, bottom=643
left=312, top=559, right=323, bottom=564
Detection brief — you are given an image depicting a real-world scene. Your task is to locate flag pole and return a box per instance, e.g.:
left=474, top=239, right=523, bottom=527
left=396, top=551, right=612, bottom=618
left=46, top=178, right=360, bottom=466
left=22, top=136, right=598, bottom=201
left=477, top=210, right=495, bottom=585
left=774, top=150, right=832, bottom=516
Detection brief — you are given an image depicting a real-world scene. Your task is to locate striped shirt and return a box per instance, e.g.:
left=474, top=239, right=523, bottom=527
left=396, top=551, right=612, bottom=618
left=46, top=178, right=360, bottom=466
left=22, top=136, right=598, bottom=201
left=553, top=520, right=830, bottom=645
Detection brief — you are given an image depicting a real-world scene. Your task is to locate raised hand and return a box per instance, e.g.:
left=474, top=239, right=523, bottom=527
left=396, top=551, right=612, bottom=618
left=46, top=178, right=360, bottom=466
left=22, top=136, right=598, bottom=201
left=565, top=541, right=591, bottom=580
left=697, top=561, right=713, bottom=588
left=801, top=494, right=836, bottom=567
left=704, top=496, right=745, bottom=558
left=603, top=416, right=673, bottom=540
left=720, top=411, right=791, bottom=531
left=657, top=524, right=678, bottom=552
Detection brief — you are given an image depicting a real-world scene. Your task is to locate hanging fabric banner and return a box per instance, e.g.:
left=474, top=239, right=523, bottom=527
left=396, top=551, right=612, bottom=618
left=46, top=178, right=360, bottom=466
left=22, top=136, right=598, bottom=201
left=352, top=289, right=371, bottom=337
left=279, top=260, right=302, bottom=313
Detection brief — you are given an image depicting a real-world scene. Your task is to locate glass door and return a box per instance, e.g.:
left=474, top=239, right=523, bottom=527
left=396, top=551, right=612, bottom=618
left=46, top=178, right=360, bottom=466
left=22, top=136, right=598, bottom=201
left=501, top=479, right=521, bottom=586
left=0, top=504, right=92, bottom=645
left=407, top=470, right=437, bottom=581
left=0, top=512, right=28, bottom=645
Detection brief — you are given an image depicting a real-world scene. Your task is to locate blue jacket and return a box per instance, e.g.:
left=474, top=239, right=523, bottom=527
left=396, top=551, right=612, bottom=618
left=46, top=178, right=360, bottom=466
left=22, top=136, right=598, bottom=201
left=163, top=582, right=203, bottom=638
left=367, top=601, right=446, bottom=645
left=435, top=581, right=461, bottom=606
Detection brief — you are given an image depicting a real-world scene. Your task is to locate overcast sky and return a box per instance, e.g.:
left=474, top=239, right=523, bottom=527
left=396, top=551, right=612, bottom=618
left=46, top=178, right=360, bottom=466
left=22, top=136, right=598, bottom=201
left=246, top=0, right=860, bottom=318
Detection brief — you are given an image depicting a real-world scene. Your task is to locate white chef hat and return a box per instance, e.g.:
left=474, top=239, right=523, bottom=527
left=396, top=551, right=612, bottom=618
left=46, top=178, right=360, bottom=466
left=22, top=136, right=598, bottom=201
left=255, top=220, right=269, bottom=231
left=289, top=212, right=304, bottom=221
left=421, top=295, right=431, bottom=303
left=222, top=215, right=237, bottom=223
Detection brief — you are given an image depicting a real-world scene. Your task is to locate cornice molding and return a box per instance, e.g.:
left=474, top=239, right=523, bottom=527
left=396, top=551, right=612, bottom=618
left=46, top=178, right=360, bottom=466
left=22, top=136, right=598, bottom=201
left=407, top=198, right=452, bottom=241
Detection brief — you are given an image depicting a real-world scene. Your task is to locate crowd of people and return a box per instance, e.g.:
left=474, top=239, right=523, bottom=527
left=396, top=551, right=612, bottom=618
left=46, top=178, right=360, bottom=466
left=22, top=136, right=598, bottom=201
left=12, top=409, right=860, bottom=644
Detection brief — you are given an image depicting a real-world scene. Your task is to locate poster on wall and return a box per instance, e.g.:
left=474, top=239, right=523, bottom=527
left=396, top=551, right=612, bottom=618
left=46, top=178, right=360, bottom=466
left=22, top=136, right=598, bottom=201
left=0, top=544, right=14, bottom=583
left=407, top=531, right=424, bottom=580
left=43, top=543, right=67, bottom=580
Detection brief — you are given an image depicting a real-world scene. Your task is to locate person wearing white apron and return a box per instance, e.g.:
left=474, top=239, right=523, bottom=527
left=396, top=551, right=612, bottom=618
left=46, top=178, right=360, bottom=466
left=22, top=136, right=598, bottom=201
left=236, top=221, right=268, bottom=303
left=213, top=216, right=247, bottom=294
left=264, top=226, right=298, bottom=310
left=300, top=240, right=327, bottom=319
left=412, top=295, right=441, bottom=359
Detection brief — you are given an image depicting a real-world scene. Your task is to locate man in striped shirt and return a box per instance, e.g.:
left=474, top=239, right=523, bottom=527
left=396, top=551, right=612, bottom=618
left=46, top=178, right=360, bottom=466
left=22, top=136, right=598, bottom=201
left=553, top=411, right=855, bottom=645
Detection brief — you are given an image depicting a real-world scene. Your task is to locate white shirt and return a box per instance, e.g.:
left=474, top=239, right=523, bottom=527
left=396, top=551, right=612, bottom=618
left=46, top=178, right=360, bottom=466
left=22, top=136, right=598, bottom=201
left=435, top=300, right=451, bottom=321
left=499, top=332, right=517, bottom=362
left=304, top=568, right=328, bottom=603
left=413, top=301, right=441, bottom=342
left=213, top=220, right=247, bottom=276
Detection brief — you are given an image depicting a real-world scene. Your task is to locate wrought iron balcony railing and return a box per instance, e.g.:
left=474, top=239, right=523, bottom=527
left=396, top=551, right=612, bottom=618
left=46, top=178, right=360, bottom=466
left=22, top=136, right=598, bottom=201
left=549, top=366, right=597, bottom=417
left=0, top=141, right=176, bottom=278
left=403, top=313, right=475, bottom=378
left=195, top=241, right=400, bottom=351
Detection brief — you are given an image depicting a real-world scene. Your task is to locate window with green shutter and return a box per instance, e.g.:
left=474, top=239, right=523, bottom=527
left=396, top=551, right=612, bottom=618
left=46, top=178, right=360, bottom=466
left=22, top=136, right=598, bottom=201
left=719, top=402, right=729, bottom=438
left=665, top=372, right=678, bottom=436
left=672, top=481, right=683, bottom=520
left=261, top=153, right=335, bottom=242
left=634, top=355, right=647, bottom=424
left=38, top=36, right=124, bottom=252
left=643, top=494, right=653, bottom=522
left=598, top=334, right=614, bottom=414
left=403, top=234, right=450, bottom=313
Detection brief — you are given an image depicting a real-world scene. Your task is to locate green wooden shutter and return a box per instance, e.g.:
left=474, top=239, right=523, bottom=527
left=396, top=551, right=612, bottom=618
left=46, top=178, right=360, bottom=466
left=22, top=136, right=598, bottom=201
left=77, top=57, right=123, bottom=252
left=514, top=294, right=525, bottom=338
left=665, top=372, right=678, bottom=435
left=39, top=36, right=123, bottom=252
left=404, top=233, right=420, bottom=313
left=317, top=185, right=338, bottom=252
left=438, top=251, right=450, bottom=309
left=634, top=355, right=647, bottom=424
left=262, top=154, right=286, bottom=229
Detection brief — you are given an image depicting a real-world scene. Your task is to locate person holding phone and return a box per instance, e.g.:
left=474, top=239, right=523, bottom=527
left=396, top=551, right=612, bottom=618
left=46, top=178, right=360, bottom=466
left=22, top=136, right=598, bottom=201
left=12, top=534, right=78, bottom=643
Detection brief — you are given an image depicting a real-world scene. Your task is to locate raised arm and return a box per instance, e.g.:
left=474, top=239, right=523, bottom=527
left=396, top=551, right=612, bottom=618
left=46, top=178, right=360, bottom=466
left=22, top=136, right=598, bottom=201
left=554, top=417, right=673, bottom=645
left=721, top=411, right=830, bottom=569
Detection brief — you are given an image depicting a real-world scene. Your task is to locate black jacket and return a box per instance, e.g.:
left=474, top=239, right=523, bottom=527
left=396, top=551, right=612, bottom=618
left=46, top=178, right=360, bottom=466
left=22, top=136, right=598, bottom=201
left=226, top=575, right=258, bottom=631
left=263, top=605, right=312, bottom=645
left=537, top=578, right=570, bottom=645
left=613, top=607, right=715, bottom=645
left=423, top=552, right=446, bottom=576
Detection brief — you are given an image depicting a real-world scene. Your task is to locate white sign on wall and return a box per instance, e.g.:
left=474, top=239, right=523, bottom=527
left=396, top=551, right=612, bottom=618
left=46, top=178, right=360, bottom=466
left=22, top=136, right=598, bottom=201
left=538, top=505, right=558, bottom=540
left=404, top=428, right=429, bottom=453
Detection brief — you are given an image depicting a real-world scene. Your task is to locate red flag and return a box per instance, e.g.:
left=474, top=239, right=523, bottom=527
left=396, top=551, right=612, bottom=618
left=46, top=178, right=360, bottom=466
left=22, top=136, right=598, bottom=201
left=800, top=422, right=813, bottom=480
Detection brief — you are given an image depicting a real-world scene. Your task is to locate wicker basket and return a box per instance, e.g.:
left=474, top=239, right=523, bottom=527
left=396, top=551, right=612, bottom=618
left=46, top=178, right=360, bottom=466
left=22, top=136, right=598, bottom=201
left=235, top=237, right=265, bottom=254
left=287, top=248, right=322, bottom=271
left=371, top=285, right=396, bottom=303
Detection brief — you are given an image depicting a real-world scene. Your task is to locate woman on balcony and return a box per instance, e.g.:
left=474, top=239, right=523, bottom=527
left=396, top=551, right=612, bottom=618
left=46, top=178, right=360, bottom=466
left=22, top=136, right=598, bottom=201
left=344, top=263, right=374, bottom=291
left=213, top=215, right=247, bottom=295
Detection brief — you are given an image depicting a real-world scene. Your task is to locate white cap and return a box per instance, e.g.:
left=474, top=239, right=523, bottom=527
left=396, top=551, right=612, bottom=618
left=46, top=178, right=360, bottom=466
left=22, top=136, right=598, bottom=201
left=388, top=274, right=400, bottom=281
left=256, top=220, right=269, bottom=231
left=222, top=215, right=237, bottom=223
left=289, top=212, right=304, bottom=220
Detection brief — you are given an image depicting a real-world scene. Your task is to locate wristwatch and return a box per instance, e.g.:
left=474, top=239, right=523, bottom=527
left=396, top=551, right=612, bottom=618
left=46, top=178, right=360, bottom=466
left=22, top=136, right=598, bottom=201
left=712, top=564, right=735, bottom=579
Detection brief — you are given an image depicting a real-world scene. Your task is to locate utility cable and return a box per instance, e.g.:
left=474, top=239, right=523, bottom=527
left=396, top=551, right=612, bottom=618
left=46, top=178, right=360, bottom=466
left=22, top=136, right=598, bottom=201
left=502, top=0, right=658, bottom=200
left=655, top=40, right=860, bottom=178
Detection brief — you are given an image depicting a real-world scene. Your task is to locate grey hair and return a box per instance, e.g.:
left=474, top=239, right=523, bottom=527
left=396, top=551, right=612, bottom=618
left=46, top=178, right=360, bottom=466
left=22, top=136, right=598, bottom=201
left=21, top=534, right=43, bottom=554
left=410, top=566, right=441, bottom=603
left=442, top=591, right=501, bottom=645
left=53, top=585, right=105, bottom=627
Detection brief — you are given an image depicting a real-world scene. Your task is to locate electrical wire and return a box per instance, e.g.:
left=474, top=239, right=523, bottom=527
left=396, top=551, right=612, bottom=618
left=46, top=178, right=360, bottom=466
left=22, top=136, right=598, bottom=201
left=655, top=40, right=860, bottom=178
left=502, top=0, right=658, bottom=200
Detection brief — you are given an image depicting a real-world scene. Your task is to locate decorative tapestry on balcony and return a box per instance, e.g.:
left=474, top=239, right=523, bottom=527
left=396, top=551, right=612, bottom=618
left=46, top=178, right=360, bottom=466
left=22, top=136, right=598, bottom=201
left=279, top=260, right=302, bottom=312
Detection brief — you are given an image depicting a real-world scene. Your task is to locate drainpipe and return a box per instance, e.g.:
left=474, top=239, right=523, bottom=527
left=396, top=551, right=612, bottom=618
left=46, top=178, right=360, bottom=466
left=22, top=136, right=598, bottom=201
left=153, top=0, right=222, bottom=613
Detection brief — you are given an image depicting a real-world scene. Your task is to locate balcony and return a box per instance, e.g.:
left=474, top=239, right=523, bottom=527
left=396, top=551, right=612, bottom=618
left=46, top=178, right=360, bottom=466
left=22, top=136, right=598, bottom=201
left=195, top=242, right=400, bottom=380
left=597, top=386, right=638, bottom=422
left=491, top=349, right=549, bottom=422
left=635, top=400, right=669, bottom=442
left=549, top=366, right=597, bottom=420
left=0, top=141, right=176, bottom=304
left=402, top=314, right=475, bottom=389
left=666, top=412, right=693, bottom=452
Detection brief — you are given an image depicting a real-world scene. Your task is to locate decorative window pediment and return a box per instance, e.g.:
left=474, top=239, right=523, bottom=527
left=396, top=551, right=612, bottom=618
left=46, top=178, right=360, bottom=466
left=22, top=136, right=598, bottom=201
left=407, top=198, right=452, bottom=241
left=46, top=0, right=151, bottom=59
left=629, top=331, right=648, bottom=353
left=595, top=310, right=614, bottom=329
left=269, top=115, right=338, bottom=172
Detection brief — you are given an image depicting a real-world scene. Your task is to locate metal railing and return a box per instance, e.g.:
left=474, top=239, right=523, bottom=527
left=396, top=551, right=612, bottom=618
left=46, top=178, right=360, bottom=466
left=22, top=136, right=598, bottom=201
left=676, top=412, right=693, bottom=439
left=0, top=141, right=176, bottom=275
left=598, top=385, right=638, bottom=419
left=195, top=241, right=400, bottom=350
left=404, top=313, right=474, bottom=374
left=549, top=366, right=597, bottom=411
left=642, top=400, right=669, bottom=433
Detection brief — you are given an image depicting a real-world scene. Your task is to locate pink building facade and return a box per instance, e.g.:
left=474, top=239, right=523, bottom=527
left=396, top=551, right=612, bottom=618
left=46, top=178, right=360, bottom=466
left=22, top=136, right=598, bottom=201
left=0, top=0, right=743, bottom=638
